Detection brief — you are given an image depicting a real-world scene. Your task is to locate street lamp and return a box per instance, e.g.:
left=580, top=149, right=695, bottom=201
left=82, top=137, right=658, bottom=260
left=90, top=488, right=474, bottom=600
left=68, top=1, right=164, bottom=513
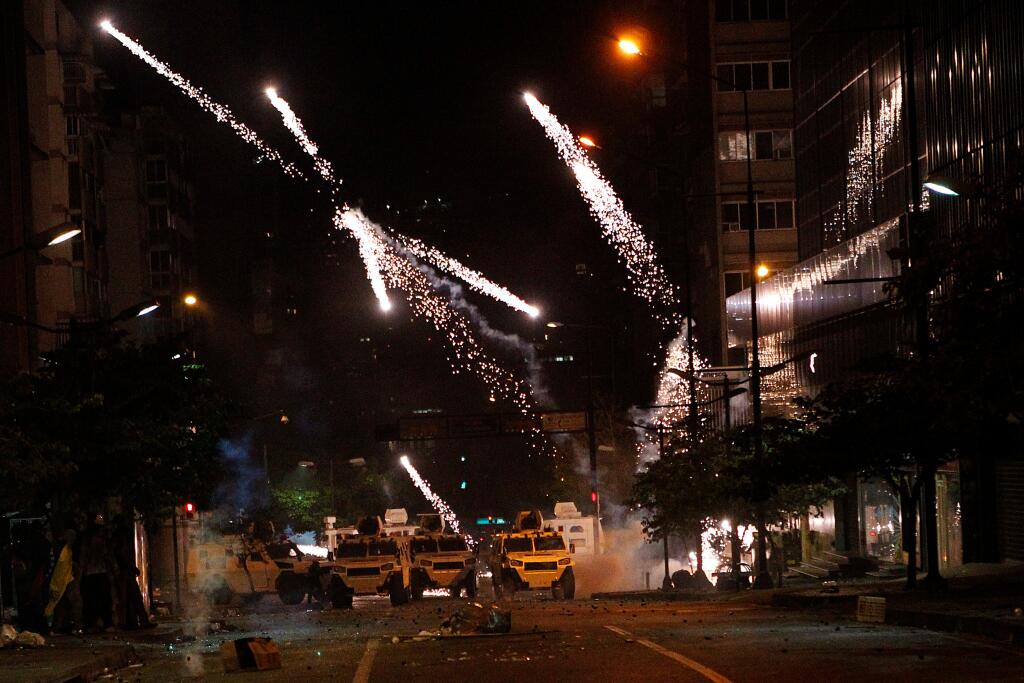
left=182, top=293, right=199, bottom=307
left=0, top=222, right=81, bottom=261
left=755, top=264, right=771, bottom=280
left=612, top=29, right=770, bottom=588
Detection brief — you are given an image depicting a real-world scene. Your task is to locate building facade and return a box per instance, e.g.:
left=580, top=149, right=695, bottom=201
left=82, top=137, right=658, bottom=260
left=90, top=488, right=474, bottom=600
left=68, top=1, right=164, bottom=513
left=726, top=0, right=1024, bottom=565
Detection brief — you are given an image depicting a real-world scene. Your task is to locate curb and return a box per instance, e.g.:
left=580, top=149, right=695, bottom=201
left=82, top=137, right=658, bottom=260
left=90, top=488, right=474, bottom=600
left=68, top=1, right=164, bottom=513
left=886, top=608, right=1024, bottom=646
left=771, top=592, right=860, bottom=609
left=48, top=644, right=137, bottom=683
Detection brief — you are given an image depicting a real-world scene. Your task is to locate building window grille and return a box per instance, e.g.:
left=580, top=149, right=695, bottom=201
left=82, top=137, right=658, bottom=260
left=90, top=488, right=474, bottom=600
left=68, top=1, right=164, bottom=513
left=717, top=61, right=790, bottom=91
left=721, top=200, right=795, bottom=231
left=716, top=0, right=787, bottom=22
left=718, top=130, right=792, bottom=161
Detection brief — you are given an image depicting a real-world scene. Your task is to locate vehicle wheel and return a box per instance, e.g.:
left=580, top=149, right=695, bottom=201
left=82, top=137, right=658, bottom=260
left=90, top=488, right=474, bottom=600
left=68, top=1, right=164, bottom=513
left=560, top=568, right=575, bottom=600
left=388, top=574, right=410, bottom=606
left=411, top=573, right=425, bottom=601
left=551, top=582, right=564, bottom=600
left=465, top=574, right=478, bottom=599
left=329, top=578, right=353, bottom=609
left=501, top=574, right=516, bottom=598
left=277, top=574, right=305, bottom=605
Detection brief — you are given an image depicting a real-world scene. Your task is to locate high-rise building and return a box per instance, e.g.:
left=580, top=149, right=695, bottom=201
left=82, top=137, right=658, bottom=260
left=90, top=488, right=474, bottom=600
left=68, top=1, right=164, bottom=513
left=726, top=0, right=1024, bottom=564
left=105, top=107, right=196, bottom=341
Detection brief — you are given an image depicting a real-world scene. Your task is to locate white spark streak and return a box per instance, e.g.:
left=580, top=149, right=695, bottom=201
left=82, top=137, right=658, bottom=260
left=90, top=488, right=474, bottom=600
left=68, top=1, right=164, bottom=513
left=99, top=22, right=304, bottom=180
left=397, top=237, right=540, bottom=318
left=400, top=455, right=472, bottom=546
left=523, top=93, right=679, bottom=327
left=265, top=88, right=339, bottom=191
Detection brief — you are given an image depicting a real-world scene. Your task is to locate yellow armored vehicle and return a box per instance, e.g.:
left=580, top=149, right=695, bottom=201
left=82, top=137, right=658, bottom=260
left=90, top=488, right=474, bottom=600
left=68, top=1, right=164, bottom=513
left=489, top=510, right=575, bottom=600
left=409, top=514, right=477, bottom=599
left=187, top=530, right=324, bottom=605
left=326, top=511, right=414, bottom=608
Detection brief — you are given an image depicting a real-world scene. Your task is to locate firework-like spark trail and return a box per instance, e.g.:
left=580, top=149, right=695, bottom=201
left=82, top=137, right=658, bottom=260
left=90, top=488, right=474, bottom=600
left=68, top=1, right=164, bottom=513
left=102, top=22, right=550, bottom=453
left=395, top=237, right=540, bottom=318
left=99, top=21, right=304, bottom=180
left=523, top=93, right=679, bottom=327
left=400, top=455, right=472, bottom=546
left=265, top=88, right=392, bottom=311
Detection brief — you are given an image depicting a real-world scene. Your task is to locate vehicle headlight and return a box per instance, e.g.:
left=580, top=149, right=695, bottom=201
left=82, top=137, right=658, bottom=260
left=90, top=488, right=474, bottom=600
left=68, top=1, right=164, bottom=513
left=420, top=559, right=432, bottom=567
left=558, top=558, right=571, bottom=566
left=380, top=563, right=394, bottom=572
left=509, top=559, right=524, bottom=567
left=465, top=556, right=476, bottom=565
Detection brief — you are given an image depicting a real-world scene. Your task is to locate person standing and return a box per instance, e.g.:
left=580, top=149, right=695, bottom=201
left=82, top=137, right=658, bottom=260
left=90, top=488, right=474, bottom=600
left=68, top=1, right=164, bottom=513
left=79, top=518, right=115, bottom=632
left=46, top=527, right=81, bottom=633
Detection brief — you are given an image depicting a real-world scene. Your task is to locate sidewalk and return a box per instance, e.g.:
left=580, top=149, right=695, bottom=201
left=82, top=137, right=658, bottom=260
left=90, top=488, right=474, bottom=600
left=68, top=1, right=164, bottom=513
left=0, top=625, right=184, bottom=683
left=771, top=562, right=1024, bottom=645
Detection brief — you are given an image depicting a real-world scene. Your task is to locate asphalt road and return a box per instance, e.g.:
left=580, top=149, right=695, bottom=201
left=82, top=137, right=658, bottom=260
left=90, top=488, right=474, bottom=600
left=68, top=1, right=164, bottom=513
left=118, top=589, right=1024, bottom=682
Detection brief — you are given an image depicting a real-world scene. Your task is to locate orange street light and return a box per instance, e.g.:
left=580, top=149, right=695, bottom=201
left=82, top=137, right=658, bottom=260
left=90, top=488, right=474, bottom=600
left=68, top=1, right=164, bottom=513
left=618, top=38, right=642, bottom=56
left=182, top=293, right=198, bottom=307
left=755, top=264, right=770, bottom=280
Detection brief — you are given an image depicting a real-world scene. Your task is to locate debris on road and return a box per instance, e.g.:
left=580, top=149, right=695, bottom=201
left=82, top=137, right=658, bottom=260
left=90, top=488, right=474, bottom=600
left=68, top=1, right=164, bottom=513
left=439, top=602, right=511, bottom=636
left=220, top=637, right=282, bottom=672
left=1, top=625, right=46, bottom=648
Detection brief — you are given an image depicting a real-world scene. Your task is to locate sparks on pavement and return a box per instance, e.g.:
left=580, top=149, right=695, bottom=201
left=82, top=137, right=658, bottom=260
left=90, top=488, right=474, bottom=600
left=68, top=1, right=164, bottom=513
left=400, top=455, right=472, bottom=546
left=99, top=21, right=305, bottom=180
left=523, top=93, right=679, bottom=327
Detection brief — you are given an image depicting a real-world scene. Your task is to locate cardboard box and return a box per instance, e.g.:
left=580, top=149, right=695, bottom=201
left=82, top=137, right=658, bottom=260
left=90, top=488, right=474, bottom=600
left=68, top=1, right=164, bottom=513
left=220, top=637, right=282, bottom=672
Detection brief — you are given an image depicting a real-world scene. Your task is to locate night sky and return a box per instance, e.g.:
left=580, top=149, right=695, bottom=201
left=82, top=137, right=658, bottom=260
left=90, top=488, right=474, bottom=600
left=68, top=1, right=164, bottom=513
left=63, top=1, right=669, bottom=509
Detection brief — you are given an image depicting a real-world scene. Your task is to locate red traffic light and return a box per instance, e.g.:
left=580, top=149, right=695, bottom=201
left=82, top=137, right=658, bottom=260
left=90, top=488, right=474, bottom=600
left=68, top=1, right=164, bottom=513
left=184, top=502, right=196, bottom=518
left=590, top=490, right=598, bottom=503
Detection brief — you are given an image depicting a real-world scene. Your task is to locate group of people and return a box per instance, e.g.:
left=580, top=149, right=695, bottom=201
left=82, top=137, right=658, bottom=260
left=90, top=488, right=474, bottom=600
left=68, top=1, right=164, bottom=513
left=7, top=514, right=154, bottom=634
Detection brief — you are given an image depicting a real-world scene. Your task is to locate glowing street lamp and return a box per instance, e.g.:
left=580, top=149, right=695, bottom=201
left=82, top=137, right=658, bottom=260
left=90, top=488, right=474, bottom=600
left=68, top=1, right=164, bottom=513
left=617, top=38, right=642, bottom=56
left=0, top=222, right=82, bottom=262
left=755, top=263, right=771, bottom=280
left=182, top=293, right=198, bottom=307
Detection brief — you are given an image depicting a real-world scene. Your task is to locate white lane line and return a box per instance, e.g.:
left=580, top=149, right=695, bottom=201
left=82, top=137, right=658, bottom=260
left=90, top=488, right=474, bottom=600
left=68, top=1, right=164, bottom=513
left=353, top=638, right=379, bottom=683
left=604, top=624, right=734, bottom=683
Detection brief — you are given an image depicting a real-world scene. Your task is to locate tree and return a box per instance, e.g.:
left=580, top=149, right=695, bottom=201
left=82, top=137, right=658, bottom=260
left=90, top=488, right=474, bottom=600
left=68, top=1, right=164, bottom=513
left=0, top=331, right=227, bottom=527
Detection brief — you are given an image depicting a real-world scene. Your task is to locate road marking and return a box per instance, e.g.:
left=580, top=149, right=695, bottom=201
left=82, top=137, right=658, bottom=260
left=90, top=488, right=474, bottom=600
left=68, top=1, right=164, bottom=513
left=604, top=625, right=733, bottom=683
left=353, top=638, right=379, bottom=683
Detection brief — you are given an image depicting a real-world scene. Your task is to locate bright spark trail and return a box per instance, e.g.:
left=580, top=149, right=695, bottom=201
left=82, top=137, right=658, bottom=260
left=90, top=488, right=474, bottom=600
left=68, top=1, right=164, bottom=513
left=523, top=93, right=679, bottom=327
left=396, top=237, right=540, bottom=318
left=99, top=21, right=304, bottom=180
left=265, top=88, right=392, bottom=311
left=400, top=455, right=472, bottom=546
left=101, top=22, right=549, bottom=454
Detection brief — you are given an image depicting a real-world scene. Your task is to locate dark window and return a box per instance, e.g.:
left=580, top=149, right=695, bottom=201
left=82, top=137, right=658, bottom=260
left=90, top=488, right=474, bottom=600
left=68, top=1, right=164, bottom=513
left=535, top=536, right=566, bottom=551
left=758, top=202, right=777, bottom=229
left=772, top=61, right=791, bottom=89
left=504, top=538, right=533, bottom=553
left=717, top=65, right=736, bottom=91
left=752, top=62, right=770, bottom=90
left=725, top=272, right=751, bottom=296
left=148, top=205, right=169, bottom=231
left=67, top=162, right=81, bottom=209
left=721, top=202, right=741, bottom=231
left=768, top=0, right=787, bottom=20
left=715, top=0, right=732, bottom=21
left=412, top=539, right=438, bottom=554
left=755, top=131, right=774, bottom=160
left=438, top=537, right=468, bottom=552
left=776, top=201, right=795, bottom=228
left=731, top=0, right=749, bottom=21
left=750, top=0, right=769, bottom=19
left=774, top=130, right=793, bottom=159
left=733, top=63, right=752, bottom=90
left=336, top=543, right=367, bottom=558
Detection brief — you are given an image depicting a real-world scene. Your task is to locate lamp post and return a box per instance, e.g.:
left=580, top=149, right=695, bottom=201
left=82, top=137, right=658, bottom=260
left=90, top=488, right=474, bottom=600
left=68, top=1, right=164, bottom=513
left=614, top=34, right=772, bottom=586
left=0, top=222, right=81, bottom=262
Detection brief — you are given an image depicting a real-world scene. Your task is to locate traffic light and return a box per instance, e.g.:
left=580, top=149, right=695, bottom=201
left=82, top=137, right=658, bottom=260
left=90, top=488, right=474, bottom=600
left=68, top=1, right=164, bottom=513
left=591, top=490, right=598, bottom=504
left=460, top=480, right=467, bottom=490
left=184, top=502, right=196, bottom=520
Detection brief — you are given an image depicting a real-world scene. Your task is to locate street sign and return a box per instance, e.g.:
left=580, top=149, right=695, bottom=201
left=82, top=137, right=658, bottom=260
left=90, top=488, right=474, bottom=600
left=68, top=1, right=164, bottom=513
left=381, top=410, right=590, bottom=442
